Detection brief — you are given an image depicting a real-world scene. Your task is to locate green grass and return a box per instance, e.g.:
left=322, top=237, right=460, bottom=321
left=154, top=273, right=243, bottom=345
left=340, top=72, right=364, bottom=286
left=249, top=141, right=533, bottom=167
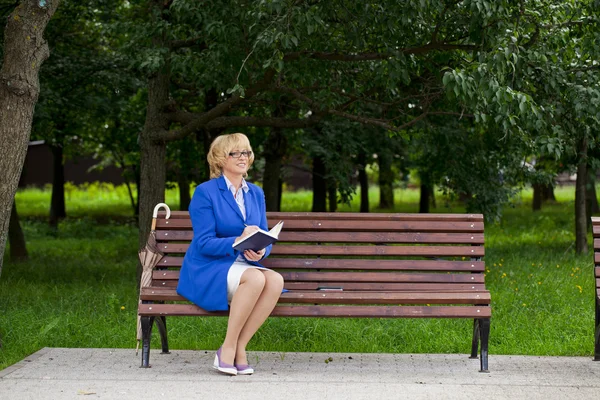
left=0, top=183, right=597, bottom=370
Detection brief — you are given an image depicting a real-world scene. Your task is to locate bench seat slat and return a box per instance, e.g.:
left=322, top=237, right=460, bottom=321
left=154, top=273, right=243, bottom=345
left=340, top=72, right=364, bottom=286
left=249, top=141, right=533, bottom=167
left=152, top=270, right=484, bottom=284
left=141, top=288, right=490, bottom=304
left=149, top=281, right=488, bottom=291
left=138, top=303, right=491, bottom=318
left=282, top=282, right=487, bottom=291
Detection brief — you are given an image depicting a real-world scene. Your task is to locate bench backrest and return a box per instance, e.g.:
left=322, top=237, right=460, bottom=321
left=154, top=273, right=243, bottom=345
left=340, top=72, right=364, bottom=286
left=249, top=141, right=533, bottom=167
left=151, top=212, right=485, bottom=293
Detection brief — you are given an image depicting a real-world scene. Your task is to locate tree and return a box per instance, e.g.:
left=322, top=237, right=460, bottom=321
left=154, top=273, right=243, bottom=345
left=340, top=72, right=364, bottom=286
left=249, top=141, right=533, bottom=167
left=8, top=200, right=27, bottom=261
left=442, top=0, right=600, bottom=250
left=0, top=0, right=60, bottom=276
left=32, top=0, right=138, bottom=224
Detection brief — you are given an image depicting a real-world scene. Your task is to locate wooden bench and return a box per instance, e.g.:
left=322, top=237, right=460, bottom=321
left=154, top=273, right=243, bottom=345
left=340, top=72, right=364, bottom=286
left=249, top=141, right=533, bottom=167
left=593, top=217, right=600, bottom=361
left=138, top=211, right=492, bottom=372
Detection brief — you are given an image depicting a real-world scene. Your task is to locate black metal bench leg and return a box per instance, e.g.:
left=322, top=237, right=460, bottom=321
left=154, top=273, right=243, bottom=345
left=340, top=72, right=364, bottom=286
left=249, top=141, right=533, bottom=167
left=140, top=316, right=154, bottom=368
left=479, top=318, right=490, bottom=373
left=469, top=319, right=480, bottom=359
left=155, top=316, right=170, bottom=354
left=594, top=296, right=600, bottom=361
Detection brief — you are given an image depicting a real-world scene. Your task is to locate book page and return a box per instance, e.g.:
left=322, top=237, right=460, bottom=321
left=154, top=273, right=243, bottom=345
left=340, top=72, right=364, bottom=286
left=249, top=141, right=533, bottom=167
left=268, top=220, right=284, bottom=238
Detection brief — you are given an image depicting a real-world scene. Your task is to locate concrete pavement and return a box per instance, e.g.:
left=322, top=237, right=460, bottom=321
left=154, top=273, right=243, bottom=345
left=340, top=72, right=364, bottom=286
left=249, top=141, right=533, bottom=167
left=1, top=348, right=599, bottom=399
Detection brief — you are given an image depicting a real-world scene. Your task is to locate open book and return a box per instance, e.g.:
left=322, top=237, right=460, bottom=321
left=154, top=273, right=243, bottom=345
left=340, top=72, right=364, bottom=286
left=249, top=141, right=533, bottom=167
left=232, top=221, right=284, bottom=252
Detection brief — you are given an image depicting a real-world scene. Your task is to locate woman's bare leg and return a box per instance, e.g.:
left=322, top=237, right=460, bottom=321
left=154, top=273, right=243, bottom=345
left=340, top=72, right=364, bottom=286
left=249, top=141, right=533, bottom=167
left=234, top=270, right=284, bottom=365
left=220, top=269, right=265, bottom=364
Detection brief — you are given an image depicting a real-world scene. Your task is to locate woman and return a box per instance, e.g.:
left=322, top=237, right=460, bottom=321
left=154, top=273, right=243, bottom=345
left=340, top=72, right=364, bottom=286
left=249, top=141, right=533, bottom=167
left=177, top=133, right=284, bottom=376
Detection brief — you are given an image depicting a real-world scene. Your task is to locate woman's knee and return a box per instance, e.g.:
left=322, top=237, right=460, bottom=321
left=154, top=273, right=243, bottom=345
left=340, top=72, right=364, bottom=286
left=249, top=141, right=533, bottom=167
left=240, top=268, right=266, bottom=289
left=264, top=270, right=284, bottom=291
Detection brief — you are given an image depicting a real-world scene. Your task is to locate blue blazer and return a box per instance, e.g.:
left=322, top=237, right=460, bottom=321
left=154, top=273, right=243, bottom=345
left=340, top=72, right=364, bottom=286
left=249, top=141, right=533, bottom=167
left=176, top=176, right=271, bottom=311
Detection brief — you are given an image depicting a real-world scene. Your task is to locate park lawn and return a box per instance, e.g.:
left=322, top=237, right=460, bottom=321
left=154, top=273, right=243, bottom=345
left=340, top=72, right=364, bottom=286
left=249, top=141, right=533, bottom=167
left=0, top=184, right=596, bottom=370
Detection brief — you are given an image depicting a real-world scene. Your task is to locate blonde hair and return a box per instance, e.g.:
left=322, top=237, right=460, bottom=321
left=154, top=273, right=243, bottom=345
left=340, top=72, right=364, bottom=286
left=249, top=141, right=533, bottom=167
left=207, top=133, right=255, bottom=179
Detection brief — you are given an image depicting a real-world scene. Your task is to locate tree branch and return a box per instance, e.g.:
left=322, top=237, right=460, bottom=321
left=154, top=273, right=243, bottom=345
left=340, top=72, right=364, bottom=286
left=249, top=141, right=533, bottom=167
left=156, top=68, right=277, bottom=142
left=170, top=37, right=207, bottom=50
left=206, top=115, right=319, bottom=130
left=273, top=86, right=425, bottom=131
left=283, top=42, right=479, bottom=62
left=540, top=17, right=596, bottom=29
left=568, top=65, right=600, bottom=73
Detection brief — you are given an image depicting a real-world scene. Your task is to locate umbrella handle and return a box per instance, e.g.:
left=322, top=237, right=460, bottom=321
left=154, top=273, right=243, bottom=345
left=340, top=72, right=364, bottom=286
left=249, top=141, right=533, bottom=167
left=151, top=203, right=171, bottom=231
left=153, top=203, right=171, bottom=219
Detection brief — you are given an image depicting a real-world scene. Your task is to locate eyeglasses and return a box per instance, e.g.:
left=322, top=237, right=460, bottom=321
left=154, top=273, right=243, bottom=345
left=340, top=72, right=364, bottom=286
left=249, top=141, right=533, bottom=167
left=229, top=151, right=252, bottom=158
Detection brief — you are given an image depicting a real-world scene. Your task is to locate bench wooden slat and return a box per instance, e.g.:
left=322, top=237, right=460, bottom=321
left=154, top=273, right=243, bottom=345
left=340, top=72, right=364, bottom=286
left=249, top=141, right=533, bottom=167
left=155, top=230, right=485, bottom=244
left=282, top=282, right=487, bottom=291
left=147, top=281, right=488, bottom=290
left=140, top=288, right=490, bottom=304
left=156, top=243, right=485, bottom=257
left=271, top=245, right=484, bottom=257
left=596, top=267, right=600, bottom=277
left=158, top=211, right=484, bottom=222
left=152, top=270, right=484, bottom=284
left=152, top=257, right=485, bottom=271
left=155, top=219, right=484, bottom=233
left=593, top=225, right=600, bottom=236
left=595, top=253, right=600, bottom=264
left=594, top=238, right=600, bottom=249
left=261, top=259, right=485, bottom=271
left=138, top=303, right=491, bottom=318
left=280, top=271, right=484, bottom=284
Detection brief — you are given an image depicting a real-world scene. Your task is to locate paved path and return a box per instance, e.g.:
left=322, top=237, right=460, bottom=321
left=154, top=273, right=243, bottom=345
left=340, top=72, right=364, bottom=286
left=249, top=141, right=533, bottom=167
left=1, top=348, right=599, bottom=399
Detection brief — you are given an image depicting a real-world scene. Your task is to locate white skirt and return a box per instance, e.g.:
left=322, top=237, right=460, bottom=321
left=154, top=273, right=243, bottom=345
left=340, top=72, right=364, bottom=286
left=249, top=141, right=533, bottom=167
left=226, top=261, right=267, bottom=303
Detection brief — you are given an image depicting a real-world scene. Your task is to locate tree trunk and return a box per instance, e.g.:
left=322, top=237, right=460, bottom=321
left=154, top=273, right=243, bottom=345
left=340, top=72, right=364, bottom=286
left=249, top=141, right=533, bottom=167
left=378, top=152, right=394, bottom=209
left=587, top=169, right=599, bottom=217
left=357, top=151, right=369, bottom=213
left=542, top=184, right=556, bottom=202
left=419, top=184, right=430, bottom=213
left=49, top=143, right=66, bottom=228
left=0, top=0, right=60, bottom=276
left=533, top=183, right=556, bottom=211
left=200, top=88, right=220, bottom=183
left=328, top=183, right=337, bottom=212
left=575, top=137, right=588, bottom=254
left=312, top=156, right=327, bottom=212
left=9, top=200, right=28, bottom=262
left=263, top=125, right=287, bottom=212
left=138, top=68, right=170, bottom=280
left=178, top=175, right=190, bottom=211
left=532, top=183, right=542, bottom=211
left=124, top=170, right=139, bottom=217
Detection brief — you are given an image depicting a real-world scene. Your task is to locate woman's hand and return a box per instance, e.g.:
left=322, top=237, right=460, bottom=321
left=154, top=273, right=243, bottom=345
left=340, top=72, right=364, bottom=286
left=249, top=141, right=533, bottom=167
left=244, top=248, right=265, bottom=261
left=236, top=225, right=259, bottom=242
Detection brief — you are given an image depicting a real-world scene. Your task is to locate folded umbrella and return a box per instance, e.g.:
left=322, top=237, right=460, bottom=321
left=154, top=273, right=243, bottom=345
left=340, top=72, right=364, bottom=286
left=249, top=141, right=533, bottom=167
left=136, top=203, right=171, bottom=354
